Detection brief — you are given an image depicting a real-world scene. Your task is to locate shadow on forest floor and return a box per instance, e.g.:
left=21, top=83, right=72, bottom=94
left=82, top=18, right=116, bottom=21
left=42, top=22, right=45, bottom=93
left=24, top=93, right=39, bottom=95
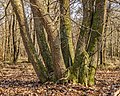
left=0, top=61, right=120, bottom=95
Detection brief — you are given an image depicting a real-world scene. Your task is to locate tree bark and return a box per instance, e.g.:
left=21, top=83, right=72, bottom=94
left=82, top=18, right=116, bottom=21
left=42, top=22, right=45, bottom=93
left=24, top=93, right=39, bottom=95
left=60, top=0, right=75, bottom=68
left=29, top=0, right=66, bottom=80
left=74, top=0, right=107, bottom=86
left=73, top=0, right=94, bottom=85
left=101, top=0, right=109, bottom=65
left=10, top=0, right=48, bottom=83
left=87, top=0, right=107, bottom=86
left=30, top=0, right=54, bottom=73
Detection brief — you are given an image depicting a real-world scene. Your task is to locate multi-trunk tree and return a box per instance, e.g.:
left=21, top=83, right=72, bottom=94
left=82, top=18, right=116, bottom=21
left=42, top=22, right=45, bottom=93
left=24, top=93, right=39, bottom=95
left=10, top=0, right=107, bottom=86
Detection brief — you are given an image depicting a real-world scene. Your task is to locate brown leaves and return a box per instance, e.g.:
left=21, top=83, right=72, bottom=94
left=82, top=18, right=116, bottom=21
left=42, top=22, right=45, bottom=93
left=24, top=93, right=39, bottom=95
left=0, top=62, right=119, bottom=95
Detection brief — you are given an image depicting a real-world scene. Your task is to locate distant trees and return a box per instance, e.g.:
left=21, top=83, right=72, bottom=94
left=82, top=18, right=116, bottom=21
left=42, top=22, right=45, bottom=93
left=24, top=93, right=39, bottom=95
left=11, top=13, right=20, bottom=64
left=0, top=0, right=20, bottom=63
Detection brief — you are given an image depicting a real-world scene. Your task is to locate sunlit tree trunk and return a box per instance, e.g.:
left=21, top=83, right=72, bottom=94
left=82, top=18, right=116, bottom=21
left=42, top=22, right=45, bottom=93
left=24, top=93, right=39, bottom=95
left=110, top=24, right=113, bottom=59
left=73, top=0, right=94, bottom=85
left=3, top=17, right=8, bottom=61
left=1, top=25, right=4, bottom=61
left=10, top=0, right=48, bottom=83
left=87, top=0, right=107, bottom=86
left=30, top=0, right=54, bottom=73
left=12, top=13, right=20, bottom=64
left=29, top=0, right=66, bottom=80
left=101, top=0, right=110, bottom=65
left=74, top=0, right=107, bottom=86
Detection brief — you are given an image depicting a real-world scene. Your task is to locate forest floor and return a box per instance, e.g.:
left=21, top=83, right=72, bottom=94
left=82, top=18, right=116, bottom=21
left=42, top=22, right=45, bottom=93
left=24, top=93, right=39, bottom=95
left=0, top=59, right=120, bottom=96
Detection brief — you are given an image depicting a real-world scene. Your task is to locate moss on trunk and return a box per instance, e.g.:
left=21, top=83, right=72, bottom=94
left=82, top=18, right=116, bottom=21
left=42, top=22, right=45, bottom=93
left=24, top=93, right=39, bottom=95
left=60, top=0, right=75, bottom=68
left=30, top=1, right=54, bottom=73
left=87, top=0, right=107, bottom=86
left=11, top=0, right=48, bottom=83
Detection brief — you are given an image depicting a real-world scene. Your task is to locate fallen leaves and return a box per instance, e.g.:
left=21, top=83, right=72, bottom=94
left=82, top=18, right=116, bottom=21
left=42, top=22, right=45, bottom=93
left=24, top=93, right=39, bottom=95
left=0, top=62, right=119, bottom=95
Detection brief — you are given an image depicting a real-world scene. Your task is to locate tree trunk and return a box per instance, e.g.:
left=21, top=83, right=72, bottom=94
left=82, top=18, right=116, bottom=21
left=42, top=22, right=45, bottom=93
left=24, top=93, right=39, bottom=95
left=73, top=0, right=94, bottom=85
left=10, top=0, right=48, bottom=83
left=110, top=24, right=113, bottom=58
left=74, top=0, right=107, bottom=86
left=101, top=0, right=110, bottom=65
left=7, top=14, right=12, bottom=62
left=29, top=0, right=66, bottom=80
left=30, top=0, right=54, bottom=73
left=87, top=0, right=107, bottom=86
left=60, top=0, right=75, bottom=68
left=12, top=13, right=20, bottom=64
left=3, top=17, right=8, bottom=61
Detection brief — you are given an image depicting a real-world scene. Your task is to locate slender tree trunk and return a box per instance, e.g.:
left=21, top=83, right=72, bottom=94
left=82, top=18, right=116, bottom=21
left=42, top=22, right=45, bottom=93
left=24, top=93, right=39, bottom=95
left=87, top=0, right=107, bottom=86
left=7, top=15, right=12, bottom=62
left=12, top=13, right=16, bottom=63
left=1, top=25, right=4, bottom=61
left=10, top=0, right=48, bottom=83
left=28, top=17, right=33, bottom=62
left=60, top=0, right=75, bottom=68
left=12, top=13, right=20, bottom=63
left=101, top=0, right=110, bottom=65
left=3, top=17, right=8, bottom=61
left=116, top=29, right=120, bottom=58
left=30, top=0, right=54, bottom=73
left=73, top=0, right=94, bottom=85
left=110, top=24, right=113, bottom=58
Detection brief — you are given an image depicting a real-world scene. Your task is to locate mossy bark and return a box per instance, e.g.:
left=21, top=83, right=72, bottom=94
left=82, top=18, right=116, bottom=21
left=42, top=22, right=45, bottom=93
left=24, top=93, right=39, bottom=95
left=74, top=0, right=106, bottom=86
left=78, top=51, right=89, bottom=86
left=60, top=0, right=75, bottom=68
left=30, top=0, right=54, bottom=73
left=87, top=0, right=107, bottom=86
left=73, top=0, right=94, bottom=85
left=29, top=0, right=66, bottom=80
left=11, top=0, right=48, bottom=83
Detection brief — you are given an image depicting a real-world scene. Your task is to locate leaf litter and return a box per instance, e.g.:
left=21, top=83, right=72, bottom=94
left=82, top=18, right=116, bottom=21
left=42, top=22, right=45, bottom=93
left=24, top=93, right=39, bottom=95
left=0, top=61, right=119, bottom=96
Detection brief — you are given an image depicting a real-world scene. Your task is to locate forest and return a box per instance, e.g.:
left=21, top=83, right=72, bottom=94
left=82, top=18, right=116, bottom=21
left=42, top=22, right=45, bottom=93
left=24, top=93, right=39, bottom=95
left=0, top=0, right=120, bottom=95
